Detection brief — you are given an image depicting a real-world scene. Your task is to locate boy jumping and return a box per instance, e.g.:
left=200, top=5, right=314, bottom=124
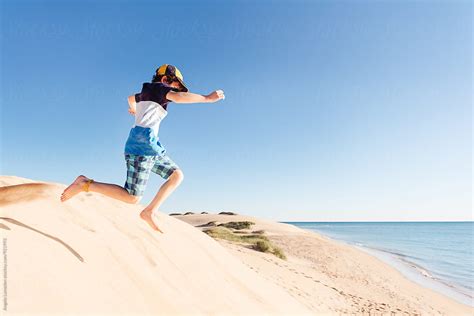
left=60, top=64, right=225, bottom=233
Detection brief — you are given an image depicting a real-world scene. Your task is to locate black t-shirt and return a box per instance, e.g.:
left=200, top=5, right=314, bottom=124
left=134, top=82, right=180, bottom=111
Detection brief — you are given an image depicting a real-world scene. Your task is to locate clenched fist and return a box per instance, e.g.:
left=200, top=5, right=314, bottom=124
left=206, top=90, right=225, bottom=103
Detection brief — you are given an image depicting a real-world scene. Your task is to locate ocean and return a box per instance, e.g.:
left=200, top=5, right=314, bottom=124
left=283, top=221, right=473, bottom=307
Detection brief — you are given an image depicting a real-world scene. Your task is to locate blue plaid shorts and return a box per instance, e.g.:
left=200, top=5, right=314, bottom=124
left=124, top=153, right=180, bottom=197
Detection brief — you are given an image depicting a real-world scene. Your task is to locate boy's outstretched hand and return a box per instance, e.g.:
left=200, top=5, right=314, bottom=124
left=207, top=90, right=225, bottom=103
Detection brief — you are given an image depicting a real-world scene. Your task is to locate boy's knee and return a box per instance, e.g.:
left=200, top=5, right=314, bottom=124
left=129, top=195, right=142, bottom=204
left=171, top=169, right=184, bottom=182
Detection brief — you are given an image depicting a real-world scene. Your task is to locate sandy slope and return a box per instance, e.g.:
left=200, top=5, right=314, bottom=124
left=0, top=176, right=312, bottom=315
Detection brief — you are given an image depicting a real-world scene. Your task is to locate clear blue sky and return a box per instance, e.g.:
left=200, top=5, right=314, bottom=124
left=1, top=0, right=471, bottom=221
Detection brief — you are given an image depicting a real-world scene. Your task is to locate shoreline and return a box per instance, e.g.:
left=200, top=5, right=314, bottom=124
left=356, top=244, right=474, bottom=307
left=283, top=226, right=474, bottom=311
left=303, top=228, right=474, bottom=307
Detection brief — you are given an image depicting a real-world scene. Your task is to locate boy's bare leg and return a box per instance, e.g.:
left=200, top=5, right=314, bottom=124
left=139, top=170, right=184, bottom=233
left=60, top=175, right=135, bottom=204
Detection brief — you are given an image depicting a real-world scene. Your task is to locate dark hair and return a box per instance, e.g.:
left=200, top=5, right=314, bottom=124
left=151, top=73, right=177, bottom=84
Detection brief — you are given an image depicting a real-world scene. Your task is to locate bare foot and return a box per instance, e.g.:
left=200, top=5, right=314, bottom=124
left=140, top=209, right=163, bottom=233
left=60, top=175, right=90, bottom=202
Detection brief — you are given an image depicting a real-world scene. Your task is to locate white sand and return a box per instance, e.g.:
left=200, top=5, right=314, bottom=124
left=0, top=175, right=472, bottom=315
left=0, top=176, right=312, bottom=315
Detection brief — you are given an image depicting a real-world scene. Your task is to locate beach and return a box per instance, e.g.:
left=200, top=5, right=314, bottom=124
left=174, top=213, right=473, bottom=315
left=1, top=175, right=473, bottom=315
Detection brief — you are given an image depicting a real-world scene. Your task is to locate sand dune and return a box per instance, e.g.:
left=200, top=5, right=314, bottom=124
left=0, top=176, right=312, bottom=315
left=1, top=175, right=473, bottom=315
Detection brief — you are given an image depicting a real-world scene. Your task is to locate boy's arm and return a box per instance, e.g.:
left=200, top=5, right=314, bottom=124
left=127, top=94, right=137, bottom=115
left=166, top=89, right=225, bottom=104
